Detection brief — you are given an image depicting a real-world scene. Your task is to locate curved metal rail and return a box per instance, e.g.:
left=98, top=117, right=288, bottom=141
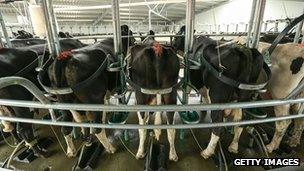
left=0, top=77, right=56, bottom=121
left=0, top=113, right=303, bottom=129
left=1, top=98, right=304, bottom=112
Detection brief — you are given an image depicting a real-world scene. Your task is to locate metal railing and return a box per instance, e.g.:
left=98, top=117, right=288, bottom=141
left=0, top=114, right=303, bottom=130
left=0, top=76, right=303, bottom=129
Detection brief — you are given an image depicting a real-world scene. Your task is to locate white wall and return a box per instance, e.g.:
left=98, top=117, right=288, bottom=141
left=178, top=0, right=304, bottom=33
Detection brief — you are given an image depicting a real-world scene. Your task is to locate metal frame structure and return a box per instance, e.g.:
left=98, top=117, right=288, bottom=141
left=0, top=0, right=304, bottom=130
left=0, top=11, right=12, bottom=47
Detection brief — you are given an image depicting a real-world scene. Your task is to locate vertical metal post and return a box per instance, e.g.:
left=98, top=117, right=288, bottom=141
left=183, top=0, right=195, bottom=104
left=0, top=12, right=12, bottom=48
left=112, top=0, right=126, bottom=105
left=251, top=0, right=266, bottom=49
left=24, top=0, right=34, bottom=34
left=112, top=0, right=122, bottom=54
left=0, top=35, right=4, bottom=48
left=246, top=0, right=258, bottom=47
left=149, top=10, right=152, bottom=31
left=235, top=24, right=239, bottom=33
left=274, top=21, right=279, bottom=33
left=41, top=0, right=60, bottom=57
left=294, top=8, right=304, bottom=43
left=264, top=22, right=268, bottom=32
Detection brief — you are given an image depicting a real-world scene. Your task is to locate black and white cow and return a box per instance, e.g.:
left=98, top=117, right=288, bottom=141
left=172, top=26, right=265, bottom=159
left=47, top=25, right=135, bottom=157
left=128, top=36, right=180, bottom=161
left=0, top=39, right=85, bottom=158
left=234, top=36, right=304, bottom=153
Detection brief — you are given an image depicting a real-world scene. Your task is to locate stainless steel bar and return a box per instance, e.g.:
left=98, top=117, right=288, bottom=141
left=112, top=0, right=122, bottom=55
left=149, top=10, right=152, bottom=31
left=0, top=35, right=3, bottom=47
left=24, top=0, right=34, bottom=34
left=1, top=112, right=304, bottom=130
left=183, top=0, right=195, bottom=104
left=293, top=8, right=304, bottom=43
left=285, top=78, right=304, bottom=99
left=150, top=10, right=173, bottom=23
left=41, top=0, right=61, bottom=57
left=246, top=0, right=258, bottom=47
left=251, top=0, right=266, bottom=48
left=0, top=11, right=12, bottom=48
left=72, top=33, right=250, bottom=40
left=184, top=0, right=195, bottom=54
left=0, top=77, right=56, bottom=121
left=1, top=96, right=304, bottom=112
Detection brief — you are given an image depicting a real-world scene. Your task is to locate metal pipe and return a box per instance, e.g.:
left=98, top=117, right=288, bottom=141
left=71, top=33, right=251, bottom=40
left=251, top=0, right=266, bottom=49
left=23, top=0, right=34, bottom=34
left=293, top=8, right=304, bottom=43
left=0, top=35, right=3, bottom=47
left=149, top=10, right=152, bottom=31
left=0, top=77, right=56, bottom=121
left=1, top=112, right=304, bottom=130
left=54, top=0, right=202, bottom=11
left=0, top=12, right=12, bottom=48
left=41, top=0, right=61, bottom=57
left=1, top=96, right=304, bottom=112
left=246, top=0, right=258, bottom=47
left=286, top=78, right=304, bottom=99
left=112, top=0, right=122, bottom=54
left=183, top=0, right=195, bottom=104
left=150, top=10, right=173, bottom=23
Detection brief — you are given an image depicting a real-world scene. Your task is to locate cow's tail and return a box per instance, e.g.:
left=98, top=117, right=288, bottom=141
left=51, top=50, right=73, bottom=91
left=235, top=45, right=253, bottom=83
left=152, top=42, right=163, bottom=87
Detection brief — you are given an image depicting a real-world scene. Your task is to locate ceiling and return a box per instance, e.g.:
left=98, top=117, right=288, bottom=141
left=0, top=0, right=230, bottom=25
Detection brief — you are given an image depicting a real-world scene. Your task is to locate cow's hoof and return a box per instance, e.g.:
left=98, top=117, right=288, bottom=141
left=200, top=150, right=211, bottom=159
left=228, top=143, right=238, bottom=154
left=2, top=124, right=14, bottom=133
left=67, top=148, right=77, bottom=158
left=265, top=144, right=274, bottom=153
left=154, top=131, right=161, bottom=141
left=105, top=145, right=116, bottom=154
left=289, top=137, right=300, bottom=147
left=33, top=146, right=51, bottom=159
left=169, top=154, right=178, bottom=162
left=136, top=151, right=145, bottom=159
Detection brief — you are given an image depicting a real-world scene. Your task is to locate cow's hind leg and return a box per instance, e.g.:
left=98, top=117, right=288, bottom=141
left=266, top=105, right=291, bottom=153
left=92, top=107, right=116, bottom=153
left=136, top=111, right=149, bottom=159
left=289, top=103, right=304, bottom=147
left=228, top=108, right=243, bottom=154
left=14, top=107, right=50, bottom=158
left=289, top=118, right=304, bottom=147
left=163, top=92, right=178, bottom=161
left=201, top=86, right=232, bottom=159
left=201, top=117, right=221, bottom=159
left=93, top=110, right=116, bottom=154
left=154, top=94, right=162, bottom=141
left=61, top=110, right=77, bottom=157
left=0, top=106, right=14, bottom=132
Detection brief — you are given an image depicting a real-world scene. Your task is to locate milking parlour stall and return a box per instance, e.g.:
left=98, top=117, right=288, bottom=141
left=0, top=0, right=304, bottom=170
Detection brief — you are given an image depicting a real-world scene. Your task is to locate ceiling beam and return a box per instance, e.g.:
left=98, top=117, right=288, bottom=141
left=54, top=0, right=215, bottom=11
